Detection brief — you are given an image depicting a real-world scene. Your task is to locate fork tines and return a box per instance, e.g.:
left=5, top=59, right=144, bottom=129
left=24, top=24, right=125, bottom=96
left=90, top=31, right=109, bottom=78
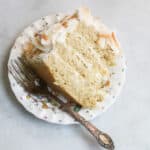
left=8, top=57, right=36, bottom=89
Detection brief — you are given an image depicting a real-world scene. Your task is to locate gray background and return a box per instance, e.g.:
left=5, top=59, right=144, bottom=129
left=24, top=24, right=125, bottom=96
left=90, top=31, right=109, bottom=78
left=0, top=0, right=150, bottom=150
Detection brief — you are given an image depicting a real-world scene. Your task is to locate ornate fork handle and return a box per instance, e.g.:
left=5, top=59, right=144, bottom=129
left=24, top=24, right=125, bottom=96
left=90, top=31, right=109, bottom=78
left=48, top=93, right=114, bottom=150
left=64, top=107, right=114, bottom=150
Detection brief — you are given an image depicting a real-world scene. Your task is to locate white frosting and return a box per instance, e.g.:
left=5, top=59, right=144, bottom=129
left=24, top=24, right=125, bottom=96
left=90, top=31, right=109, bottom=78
left=77, top=7, right=111, bottom=33
left=99, top=38, right=106, bottom=49
left=32, top=7, right=119, bottom=54
left=52, top=19, right=78, bottom=44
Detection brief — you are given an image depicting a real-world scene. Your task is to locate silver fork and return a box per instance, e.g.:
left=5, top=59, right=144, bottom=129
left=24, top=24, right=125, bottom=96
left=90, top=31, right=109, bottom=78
left=8, top=57, right=115, bottom=150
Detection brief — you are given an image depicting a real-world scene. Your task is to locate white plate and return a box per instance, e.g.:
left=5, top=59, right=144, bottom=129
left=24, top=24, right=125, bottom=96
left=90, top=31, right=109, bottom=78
left=8, top=14, right=126, bottom=125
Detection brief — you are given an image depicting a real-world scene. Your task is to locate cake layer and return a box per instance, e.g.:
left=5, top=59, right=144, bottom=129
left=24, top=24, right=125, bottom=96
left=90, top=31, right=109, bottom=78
left=44, top=52, right=105, bottom=107
left=55, top=43, right=105, bottom=89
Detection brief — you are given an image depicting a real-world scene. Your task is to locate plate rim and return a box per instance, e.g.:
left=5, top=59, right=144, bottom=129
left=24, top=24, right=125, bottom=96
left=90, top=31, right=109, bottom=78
left=7, top=14, right=126, bottom=125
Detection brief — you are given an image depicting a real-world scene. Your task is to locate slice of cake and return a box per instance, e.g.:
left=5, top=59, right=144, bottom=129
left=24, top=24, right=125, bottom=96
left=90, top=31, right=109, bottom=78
left=23, top=7, right=120, bottom=108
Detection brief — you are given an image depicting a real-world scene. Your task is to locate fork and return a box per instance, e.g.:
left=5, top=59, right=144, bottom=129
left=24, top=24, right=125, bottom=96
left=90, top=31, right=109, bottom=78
left=8, top=57, right=115, bottom=150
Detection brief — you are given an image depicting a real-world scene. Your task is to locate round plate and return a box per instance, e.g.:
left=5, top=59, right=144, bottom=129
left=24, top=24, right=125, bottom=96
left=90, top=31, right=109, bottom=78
left=8, top=14, right=126, bottom=125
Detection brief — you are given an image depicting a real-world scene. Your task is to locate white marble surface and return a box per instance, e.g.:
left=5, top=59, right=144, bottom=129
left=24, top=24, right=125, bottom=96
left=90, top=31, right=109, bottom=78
left=0, top=0, right=150, bottom=150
